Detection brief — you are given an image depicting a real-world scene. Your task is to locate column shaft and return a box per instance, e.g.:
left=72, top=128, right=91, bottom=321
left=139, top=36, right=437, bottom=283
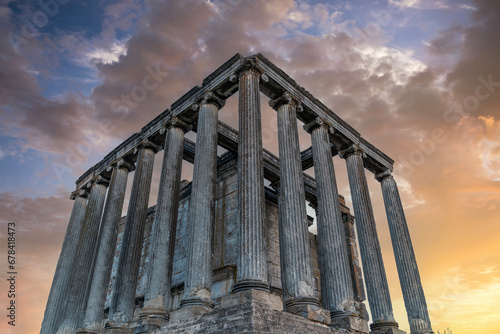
left=181, top=93, right=224, bottom=308
left=107, top=142, right=158, bottom=325
left=142, top=118, right=190, bottom=319
left=271, top=92, right=318, bottom=309
left=40, top=190, right=88, bottom=334
left=57, top=178, right=109, bottom=334
left=377, top=171, right=433, bottom=333
left=234, top=64, right=269, bottom=292
left=81, top=160, right=132, bottom=332
left=307, top=120, right=354, bottom=318
left=341, top=145, right=398, bottom=330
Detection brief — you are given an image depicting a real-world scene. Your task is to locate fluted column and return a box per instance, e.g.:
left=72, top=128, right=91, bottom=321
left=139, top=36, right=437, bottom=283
left=181, top=92, right=225, bottom=310
left=270, top=92, right=318, bottom=310
left=232, top=58, right=269, bottom=293
left=80, top=159, right=134, bottom=333
left=340, top=144, right=400, bottom=332
left=40, top=189, right=88, bottom=334
left=304, top=118, right=355, bottom=320
left=376, top=170, right=433, bottom=334
left=141, top=117, right=191, bottom=321
left=107, top=139, right=161, bottom=327
left=57, top=176, right=109, bottom=334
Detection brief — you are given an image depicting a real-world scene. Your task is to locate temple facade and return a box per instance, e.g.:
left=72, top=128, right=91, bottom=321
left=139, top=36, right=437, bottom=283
left=41, top=54, right=433, bottom=334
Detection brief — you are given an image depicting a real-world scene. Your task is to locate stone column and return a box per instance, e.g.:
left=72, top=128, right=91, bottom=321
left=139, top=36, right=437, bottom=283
left=107, top=140, right=161, bottom=327
left=40, top=189, right=88, bottom=334
left=141, top=117, right=191, bottom=324
left=270, top=180, right=287, bottom=305
left=80, top=159, right=134, bottom=333
left=340, top=144, right=402, bottom=333
left=180, top=92, right=225, bottom=312
left=232, top=58, right=270, bottom=293
left=375, top=170, right=433, bottom=334
left=57, top=176, right=109, bottom=334
left=304, top=118, right=359, bottom=323
left=270, top=92, right=319, bottom=311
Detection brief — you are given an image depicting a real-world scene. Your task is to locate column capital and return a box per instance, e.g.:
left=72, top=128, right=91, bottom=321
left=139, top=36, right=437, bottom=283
left=269, top=91, right=302, bottom=111
left=198, top=91, right=225, bottom=109
left=135, top=139, right=162, bottom=154
left=70, top=188, right=89, bottom=200
left=160, top=116, right=192, bottom=134
left=230, top=57, right=269, bottom=82
left=375, top=169, right=393, bottom=182
left=92, top=175, right=110, bottom=187
left=108, top=158, right=135, bottom=173
left=303, top=117, right=333, bottom=134
left=339, top=144, right=365, bottom=160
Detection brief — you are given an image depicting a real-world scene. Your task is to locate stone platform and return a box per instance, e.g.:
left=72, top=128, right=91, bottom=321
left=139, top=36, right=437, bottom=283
left=150, top=291, right=367, bottom=334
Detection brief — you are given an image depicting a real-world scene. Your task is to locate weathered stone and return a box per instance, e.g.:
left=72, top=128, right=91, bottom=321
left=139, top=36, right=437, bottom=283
left=141, top=118, right=191, bottom=322
left=270, top=92, right=318, bottom=310
left=233, top=60, right=269, bottom=293
left=340, top=145, right=399, bottom=329
left=57, top=176, right=109, bottom=334
left=40, top=189, right=88, bottom=334
left=305, top=117, right=357, bottom=322
left=181, top=92, right=224, bottom=310
left=107, top=141, right=159, bottom=326
left=285, top=304, right=331, bottom=325
left=221, top=289, right=282, bottom=311
left=82, top=160, right=133, bottom=332
left=330, top=314, right=370, bottom=333
left=376, top=170, right=433, bottom=334
left=370, top=326, right=407, bottom=334
left=44, top=53, right=433, bottom=334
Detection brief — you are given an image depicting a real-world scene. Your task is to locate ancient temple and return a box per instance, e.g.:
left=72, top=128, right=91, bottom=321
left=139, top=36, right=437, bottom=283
left=41, top=54, right=434, bottom=334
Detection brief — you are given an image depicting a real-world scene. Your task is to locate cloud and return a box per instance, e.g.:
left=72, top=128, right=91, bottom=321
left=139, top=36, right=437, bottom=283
left=2, top=0, right=500, bottom=333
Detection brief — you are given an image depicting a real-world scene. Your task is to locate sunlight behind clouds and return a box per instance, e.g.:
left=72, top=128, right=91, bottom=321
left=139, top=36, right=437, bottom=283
left=84, top=40, right=128, bottom=65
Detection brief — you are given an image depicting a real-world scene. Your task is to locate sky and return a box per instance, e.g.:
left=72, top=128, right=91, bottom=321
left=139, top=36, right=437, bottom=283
left=0, top=0, right=499, bottom=333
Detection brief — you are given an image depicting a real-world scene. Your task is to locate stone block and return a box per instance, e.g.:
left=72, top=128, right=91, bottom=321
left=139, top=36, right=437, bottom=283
left=370, top=324, right=407, bottom=334
left=286, top=304, right=331, bottom=325
left=331, top=315, right=369, bottom=333
left=168, top=305, right=214, bottom=322
left=132, top=315, right=167, bottom=333
left=221, top=289, right=282, bottom=310
left=104, top=328, right=131, bottom=334
left=76, top=330, right=99, bottom=334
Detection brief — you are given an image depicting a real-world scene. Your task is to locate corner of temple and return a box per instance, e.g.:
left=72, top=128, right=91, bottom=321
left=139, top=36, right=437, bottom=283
left=303, top=117, right=330, bottom=134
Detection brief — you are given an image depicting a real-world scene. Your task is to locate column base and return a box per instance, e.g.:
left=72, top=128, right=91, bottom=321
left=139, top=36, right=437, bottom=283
left=222, top=289, right=283, bottom=311
left=370, top=321, right=406, bottom=334
left=139, top=306, right=169, bottom=322
left=133, top=315, right=168, bottom=333
left=104, top=320, right=131, bottom=334
left=331, top=314, right=369, bottom=333
left=171, top=297, right=215, bottom=322
left=285, top=298, right=330, bottom=325
left=409, top=318, right=434, bottom=334
left=232, top=279, right=270, bottom=293
left=76, top=329, right=100, bottom=334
